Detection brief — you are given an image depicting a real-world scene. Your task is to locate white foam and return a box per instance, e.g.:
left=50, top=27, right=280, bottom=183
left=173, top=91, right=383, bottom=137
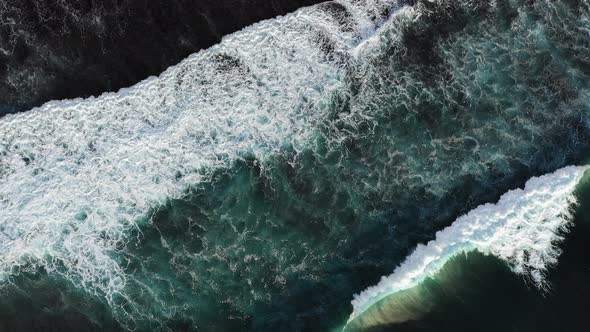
left=348, top=165, right=588, bottom=323
left=0, top=0, right=403, bottom=303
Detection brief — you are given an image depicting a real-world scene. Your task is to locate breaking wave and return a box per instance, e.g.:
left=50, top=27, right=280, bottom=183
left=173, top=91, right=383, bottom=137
left=348, top=165, right=589, bottom=327
left=0, top=0, right=401, bottom=312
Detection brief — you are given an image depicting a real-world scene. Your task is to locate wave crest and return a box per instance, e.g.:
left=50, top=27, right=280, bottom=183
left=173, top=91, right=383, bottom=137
left=348, top=165, right=588, bottom=324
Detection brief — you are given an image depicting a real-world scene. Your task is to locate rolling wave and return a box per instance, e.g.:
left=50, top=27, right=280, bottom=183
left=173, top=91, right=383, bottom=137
left=0, top=0, right=400, bottom=310
left=347, top=165, right=588, bottom=328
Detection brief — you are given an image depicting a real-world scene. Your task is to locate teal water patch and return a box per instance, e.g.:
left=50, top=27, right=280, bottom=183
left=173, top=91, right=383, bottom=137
left=111, top=154, right=375, bottom=330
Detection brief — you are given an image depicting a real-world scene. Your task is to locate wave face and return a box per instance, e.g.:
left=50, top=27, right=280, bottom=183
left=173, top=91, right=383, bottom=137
left=347, top=180, right=590, bottom=332
left=347, top=165, right=588, bottom=328
left=0, top=0, right=326, bottom=115
left=1, top=0, right=590, bottom=330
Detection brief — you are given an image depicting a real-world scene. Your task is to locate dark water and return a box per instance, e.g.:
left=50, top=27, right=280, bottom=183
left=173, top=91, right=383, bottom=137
left=0, top=0, right=325, bottom=115
left=0, top=0, right=590, bottom=331
left=0, top=270, right=120, bottom=332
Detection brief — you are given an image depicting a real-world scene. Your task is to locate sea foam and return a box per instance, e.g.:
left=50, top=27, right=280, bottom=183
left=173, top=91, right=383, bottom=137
left=0, top=0, right=403, bottom=304
left=348, top=165, right=588, bottom=324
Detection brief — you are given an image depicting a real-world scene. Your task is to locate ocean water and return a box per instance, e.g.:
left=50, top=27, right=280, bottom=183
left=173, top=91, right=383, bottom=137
left=1, top=0, right=590, bottom=331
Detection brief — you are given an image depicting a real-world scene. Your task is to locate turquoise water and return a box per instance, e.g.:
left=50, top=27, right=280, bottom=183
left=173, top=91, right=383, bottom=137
left=1, top=0, right=590, bottom=330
